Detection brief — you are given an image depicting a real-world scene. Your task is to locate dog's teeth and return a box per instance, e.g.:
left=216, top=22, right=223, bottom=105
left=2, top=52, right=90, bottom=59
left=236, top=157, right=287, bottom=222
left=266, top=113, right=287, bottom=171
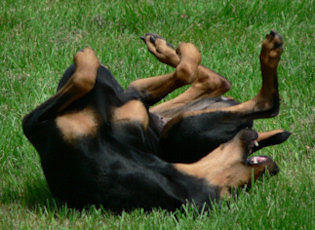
left=253, top=158, right=258, bottom=164
left=254, top=140, right=259, bottom=147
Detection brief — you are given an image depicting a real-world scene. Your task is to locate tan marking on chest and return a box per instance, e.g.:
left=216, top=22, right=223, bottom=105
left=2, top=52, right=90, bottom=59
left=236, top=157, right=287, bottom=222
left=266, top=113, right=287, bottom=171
left=56, top=108, right=99, bottom=143
left=111, top=100, right=149, bottom=130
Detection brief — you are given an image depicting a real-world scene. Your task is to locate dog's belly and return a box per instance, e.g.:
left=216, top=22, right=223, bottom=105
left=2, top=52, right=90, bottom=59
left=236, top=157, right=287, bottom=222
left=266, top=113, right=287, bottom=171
left=152, top=96, right=239, bottom=130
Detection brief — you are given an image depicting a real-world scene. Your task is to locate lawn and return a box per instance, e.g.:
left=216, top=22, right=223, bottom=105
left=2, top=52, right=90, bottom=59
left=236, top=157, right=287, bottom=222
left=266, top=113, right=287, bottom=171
left=0, top=0, right=314, bottom=229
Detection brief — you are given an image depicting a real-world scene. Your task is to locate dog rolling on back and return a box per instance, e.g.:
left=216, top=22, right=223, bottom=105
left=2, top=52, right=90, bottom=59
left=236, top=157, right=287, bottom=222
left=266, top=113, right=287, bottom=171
left=23, top=31, right=290, bottom=211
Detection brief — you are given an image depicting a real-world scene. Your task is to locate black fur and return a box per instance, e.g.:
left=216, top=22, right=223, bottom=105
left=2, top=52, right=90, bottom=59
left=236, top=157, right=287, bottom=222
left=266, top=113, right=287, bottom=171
left=159, top=111, right=253, bottom=163
left=22, top=61, right=287, bottom=211
left=23, top=66, right=222, bottom=211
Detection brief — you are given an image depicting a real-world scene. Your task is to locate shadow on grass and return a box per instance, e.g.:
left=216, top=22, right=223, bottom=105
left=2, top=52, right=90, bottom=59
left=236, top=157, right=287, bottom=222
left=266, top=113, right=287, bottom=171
left=1, top=177, right=64, bottom=212
left=1, top=173, right=268, bottom=218
left=1, top=177, right=120, bottom=217
left=0, top=177, right=224, bottom=218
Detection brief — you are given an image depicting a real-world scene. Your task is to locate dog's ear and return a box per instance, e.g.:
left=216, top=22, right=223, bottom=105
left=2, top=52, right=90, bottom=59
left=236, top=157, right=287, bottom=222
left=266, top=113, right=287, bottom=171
left=252, top=130, right=291, bottom=152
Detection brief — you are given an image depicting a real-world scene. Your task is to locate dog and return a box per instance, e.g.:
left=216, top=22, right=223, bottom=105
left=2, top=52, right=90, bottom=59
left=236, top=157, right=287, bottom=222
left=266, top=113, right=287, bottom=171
left=23, top=31, right=290, bottom=212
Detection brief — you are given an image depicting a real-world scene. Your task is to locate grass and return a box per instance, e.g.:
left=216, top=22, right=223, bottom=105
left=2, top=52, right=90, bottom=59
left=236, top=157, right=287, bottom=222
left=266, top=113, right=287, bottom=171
left=0, top=0, right=314, bottom=229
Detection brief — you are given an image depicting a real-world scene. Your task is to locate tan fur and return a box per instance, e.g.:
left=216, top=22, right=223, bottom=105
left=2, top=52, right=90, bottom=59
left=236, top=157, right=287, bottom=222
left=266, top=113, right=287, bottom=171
left=257, top=129, right=285, bottom=141
left=145, top=38, right=180, bottom=67
left=152, top=33, right=281, bottom=123
left=131, top=40, right=230, bottom=118
left=129, top=73, right=182, bottom=102
left=56, top=108, right=99, bottom=143
left=111, top=100, right=149, bottom=130
left=54, top=49, right=100, bottom=142
left=129, top=43, right=202, bottom=104
left=174, top=138, right=250, bottom=188
left=174, top=128, right=282, bottom=198
left=54, top=48, right=100, bottom=113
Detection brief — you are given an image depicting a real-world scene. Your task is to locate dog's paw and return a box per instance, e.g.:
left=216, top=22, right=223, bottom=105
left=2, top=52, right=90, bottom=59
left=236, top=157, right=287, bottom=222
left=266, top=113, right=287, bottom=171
left=72, top=48, right=100, bottom=93
left=260, top=30, right=283, bottom=69
left=141, top=33, right=175, bottom=49
left=140, top=33, right=179, bottom=67
left=74, top=48, right=100, bottom=71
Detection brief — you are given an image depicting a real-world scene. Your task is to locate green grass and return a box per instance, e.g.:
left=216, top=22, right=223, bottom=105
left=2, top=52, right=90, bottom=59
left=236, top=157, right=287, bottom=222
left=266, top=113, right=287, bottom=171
left=0, top=0, right=314, bottom=229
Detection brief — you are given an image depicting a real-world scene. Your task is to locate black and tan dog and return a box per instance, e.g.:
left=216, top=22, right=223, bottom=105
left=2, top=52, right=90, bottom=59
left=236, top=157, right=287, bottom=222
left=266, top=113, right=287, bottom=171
left=23, top=31, right=290, bottom=211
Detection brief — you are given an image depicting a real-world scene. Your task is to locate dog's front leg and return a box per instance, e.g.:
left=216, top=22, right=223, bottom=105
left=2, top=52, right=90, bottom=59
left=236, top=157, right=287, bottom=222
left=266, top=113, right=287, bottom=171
left=125, top=35, right=201, bottom=106
left=22, top=48, right=100, bottom=138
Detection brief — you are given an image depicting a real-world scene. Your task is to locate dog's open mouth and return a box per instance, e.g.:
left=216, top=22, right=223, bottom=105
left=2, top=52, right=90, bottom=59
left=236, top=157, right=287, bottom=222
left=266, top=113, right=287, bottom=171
left=245, top=138, right=273, bottom=166
left=242, top=136, right=280, bottom=175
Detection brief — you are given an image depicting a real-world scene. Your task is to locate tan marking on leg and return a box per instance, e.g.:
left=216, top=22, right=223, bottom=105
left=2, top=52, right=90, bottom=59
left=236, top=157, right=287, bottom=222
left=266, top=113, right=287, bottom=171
left=150, top=65, right=230, bottom=117
left=176, top=90, right=273, bottom=118
left=56, top=48, right=100, bottom=113
left=143, top=35, right=180, bottom=67
left=128, top=43, right=202, bottom=105
left=140, top=34, right=231, bottom=114
left=161, top=31, right=283, bottom=123
left=129, top=73, right=181, bottom=102
left=174, top=43, right=201, bottom=84
left=111, top=100, right=149, bottom=130
left=56, top=108, right=99, bottom=143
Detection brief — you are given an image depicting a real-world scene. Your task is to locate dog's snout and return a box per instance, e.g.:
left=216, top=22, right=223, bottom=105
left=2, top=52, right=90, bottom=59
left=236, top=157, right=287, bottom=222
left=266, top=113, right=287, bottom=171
left=239, top=129, right=258, bottom=142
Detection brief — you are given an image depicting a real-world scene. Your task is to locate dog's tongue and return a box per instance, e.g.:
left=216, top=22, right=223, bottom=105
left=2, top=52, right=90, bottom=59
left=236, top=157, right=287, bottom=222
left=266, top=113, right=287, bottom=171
left=249, top=156, right=268, bottom=164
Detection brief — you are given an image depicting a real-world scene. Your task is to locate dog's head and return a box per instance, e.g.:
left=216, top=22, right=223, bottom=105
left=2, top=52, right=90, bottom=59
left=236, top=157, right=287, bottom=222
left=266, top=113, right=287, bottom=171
left=176, top=129, right=290, bottom=198
left=208, top=128, right=287, bottom=197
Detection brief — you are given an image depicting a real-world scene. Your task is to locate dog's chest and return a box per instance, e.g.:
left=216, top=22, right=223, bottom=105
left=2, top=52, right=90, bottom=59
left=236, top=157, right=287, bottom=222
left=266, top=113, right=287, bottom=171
left=55, top=108, right=99, bottom=143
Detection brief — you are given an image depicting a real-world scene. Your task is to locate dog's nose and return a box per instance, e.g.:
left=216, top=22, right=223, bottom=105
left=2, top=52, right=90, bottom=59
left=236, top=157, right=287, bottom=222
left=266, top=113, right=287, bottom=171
left=238, top=129, right=258, bottom=143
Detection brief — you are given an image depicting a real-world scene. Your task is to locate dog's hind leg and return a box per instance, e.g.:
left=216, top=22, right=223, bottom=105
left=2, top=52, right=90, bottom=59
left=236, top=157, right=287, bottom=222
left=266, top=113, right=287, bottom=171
left=159, top=31, right=284, bottom=163
left=165, top=30, right=283, bottom=125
